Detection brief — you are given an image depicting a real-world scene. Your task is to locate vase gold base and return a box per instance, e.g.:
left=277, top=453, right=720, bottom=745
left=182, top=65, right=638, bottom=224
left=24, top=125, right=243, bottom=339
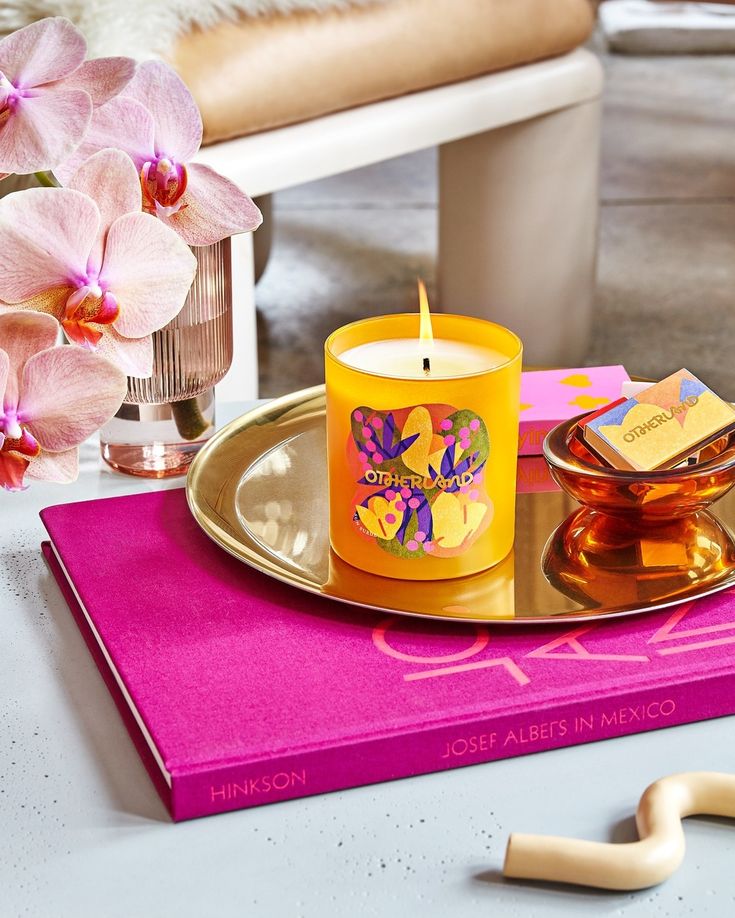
left=100, top=390, right=215, bottom=479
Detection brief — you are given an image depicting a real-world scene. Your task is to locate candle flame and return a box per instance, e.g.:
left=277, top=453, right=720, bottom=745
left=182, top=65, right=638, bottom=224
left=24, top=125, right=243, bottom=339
left=418, top=279, right=433, bottom=346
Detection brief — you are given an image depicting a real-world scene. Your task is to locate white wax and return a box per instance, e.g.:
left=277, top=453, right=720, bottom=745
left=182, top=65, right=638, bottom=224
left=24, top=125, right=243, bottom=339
left=338, top=338, right=507, bottom=379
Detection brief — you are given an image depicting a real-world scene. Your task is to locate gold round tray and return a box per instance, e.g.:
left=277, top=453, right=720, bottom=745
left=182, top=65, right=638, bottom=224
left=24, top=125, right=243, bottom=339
left=186, top=385, right=735, bottom=624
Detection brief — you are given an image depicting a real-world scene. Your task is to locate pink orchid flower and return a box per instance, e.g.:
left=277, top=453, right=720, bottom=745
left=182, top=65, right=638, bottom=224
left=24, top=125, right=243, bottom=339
left=0, top=148, right=197, bottom=377
left=0, top=18, right=134, bottom=176
left=0, top=311, right=127, bottom=490
left=56, top=60, right=262, bottom=246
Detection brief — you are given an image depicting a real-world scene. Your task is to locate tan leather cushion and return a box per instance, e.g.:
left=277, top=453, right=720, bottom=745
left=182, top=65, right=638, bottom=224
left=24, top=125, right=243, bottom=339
left=171, top=0, right=595, bottom=146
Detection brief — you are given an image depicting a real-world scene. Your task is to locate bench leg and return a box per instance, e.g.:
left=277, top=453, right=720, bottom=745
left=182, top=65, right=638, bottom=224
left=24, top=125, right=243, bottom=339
left=216, top=230, right=259, bottom=403
left=253, top=194, right=273, bottom=283
left=438, top=98, right=601, bottom=366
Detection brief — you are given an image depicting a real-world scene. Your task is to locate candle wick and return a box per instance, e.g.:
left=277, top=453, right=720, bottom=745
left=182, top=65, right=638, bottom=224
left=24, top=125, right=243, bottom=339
left=423, top=356, right=431, bottom=376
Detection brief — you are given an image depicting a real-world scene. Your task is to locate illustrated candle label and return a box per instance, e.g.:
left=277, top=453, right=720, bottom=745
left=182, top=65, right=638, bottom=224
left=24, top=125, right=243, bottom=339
left=348, top=404, right=492, bottom=558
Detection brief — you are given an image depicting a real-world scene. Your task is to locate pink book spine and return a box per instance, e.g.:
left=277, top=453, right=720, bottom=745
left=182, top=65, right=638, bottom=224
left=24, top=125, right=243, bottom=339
left=173, top=671, right=735, bottom=821
left=41, top=543, right=173, bottom=814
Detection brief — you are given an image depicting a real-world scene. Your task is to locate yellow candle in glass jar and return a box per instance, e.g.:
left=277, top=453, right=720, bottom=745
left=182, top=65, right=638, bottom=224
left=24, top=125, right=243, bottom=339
left=325, top=304, right=522, bottom=581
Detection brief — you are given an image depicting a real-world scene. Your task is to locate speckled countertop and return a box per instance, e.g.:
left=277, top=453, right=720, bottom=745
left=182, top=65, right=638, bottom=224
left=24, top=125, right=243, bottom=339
left=2, top=405, right=735, bottom=918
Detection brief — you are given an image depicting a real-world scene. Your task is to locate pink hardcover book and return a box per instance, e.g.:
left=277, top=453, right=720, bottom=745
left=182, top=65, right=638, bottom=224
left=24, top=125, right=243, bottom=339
left=41, top=489, right=735, bottom=822
left=519, top=366, right=630, bottom=455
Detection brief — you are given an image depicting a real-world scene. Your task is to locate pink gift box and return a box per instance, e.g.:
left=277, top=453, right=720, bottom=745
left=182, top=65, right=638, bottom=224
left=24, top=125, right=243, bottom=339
left=519, top=366, right=630, bottom=456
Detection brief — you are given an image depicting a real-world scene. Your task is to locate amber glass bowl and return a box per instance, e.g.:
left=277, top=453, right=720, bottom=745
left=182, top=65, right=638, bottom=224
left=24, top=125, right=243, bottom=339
left=543, top=416, right=735, bottom=523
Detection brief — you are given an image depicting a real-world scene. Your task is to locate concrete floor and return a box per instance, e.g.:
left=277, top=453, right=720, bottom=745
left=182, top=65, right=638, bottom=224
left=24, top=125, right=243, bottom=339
left=255, top=40, right=735, bottom=398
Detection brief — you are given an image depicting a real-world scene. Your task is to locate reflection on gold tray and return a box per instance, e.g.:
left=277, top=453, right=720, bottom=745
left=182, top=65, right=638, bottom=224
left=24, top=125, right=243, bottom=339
left=186, top=386, right=735, bottom=624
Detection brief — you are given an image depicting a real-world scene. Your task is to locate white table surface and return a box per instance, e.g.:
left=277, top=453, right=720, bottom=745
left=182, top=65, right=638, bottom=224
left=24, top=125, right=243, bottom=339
left=3, top=402, right=734, bottom=918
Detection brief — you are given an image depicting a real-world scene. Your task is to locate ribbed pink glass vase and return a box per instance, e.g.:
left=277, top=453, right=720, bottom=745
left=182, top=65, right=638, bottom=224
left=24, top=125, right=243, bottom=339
left=100, top=238, right=233, bottom=478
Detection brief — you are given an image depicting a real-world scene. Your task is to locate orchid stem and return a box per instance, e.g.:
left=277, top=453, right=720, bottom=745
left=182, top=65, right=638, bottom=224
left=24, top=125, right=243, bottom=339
left=171, top=397, right=210, bottom=441
left=34, top=171, right=61, bottom=188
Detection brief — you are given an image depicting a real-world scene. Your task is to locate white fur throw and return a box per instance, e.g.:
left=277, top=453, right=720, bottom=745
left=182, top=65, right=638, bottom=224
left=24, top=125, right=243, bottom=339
left=0, top=0, right=388, bottom=59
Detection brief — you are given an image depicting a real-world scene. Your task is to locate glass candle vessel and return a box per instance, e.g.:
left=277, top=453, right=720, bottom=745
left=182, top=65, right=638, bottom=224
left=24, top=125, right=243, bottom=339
left=325, top=313, right=522, bottom=580
left=100, top=239, right=233, bottom=478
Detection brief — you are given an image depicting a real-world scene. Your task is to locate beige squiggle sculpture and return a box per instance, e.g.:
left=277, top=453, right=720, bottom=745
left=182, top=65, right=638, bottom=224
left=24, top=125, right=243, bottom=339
left=503, top=772, right=735, bottom=890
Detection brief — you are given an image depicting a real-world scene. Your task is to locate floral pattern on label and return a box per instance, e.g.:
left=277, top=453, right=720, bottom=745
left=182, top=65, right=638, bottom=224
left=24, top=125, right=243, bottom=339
left=348, top=404, right=493, bottom=559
